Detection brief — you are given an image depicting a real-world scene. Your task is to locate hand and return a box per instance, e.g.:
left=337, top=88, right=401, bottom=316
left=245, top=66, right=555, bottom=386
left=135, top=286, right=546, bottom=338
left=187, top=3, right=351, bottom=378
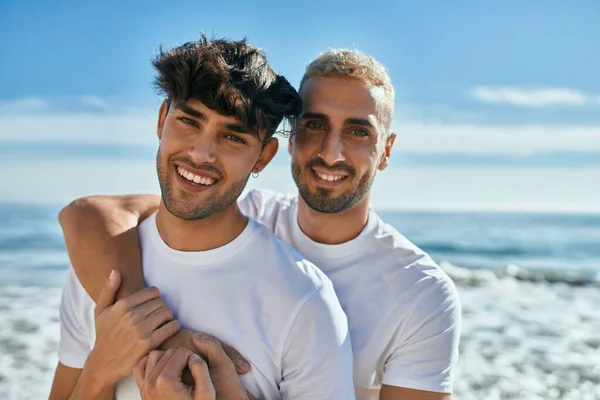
left=160, top=328, right=251, bottom=374
left=192, top=334, right=253, bottom=400
left=86, top=270, right=181, bottom=386
left=133, top=348, right=216, bottom=400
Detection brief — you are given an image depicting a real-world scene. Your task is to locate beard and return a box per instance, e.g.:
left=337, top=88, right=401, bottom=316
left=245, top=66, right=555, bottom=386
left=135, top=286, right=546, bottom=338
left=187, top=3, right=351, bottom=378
left=156, top=149, right=248, bottom=221
left=291, top=158, right=374, bottom=214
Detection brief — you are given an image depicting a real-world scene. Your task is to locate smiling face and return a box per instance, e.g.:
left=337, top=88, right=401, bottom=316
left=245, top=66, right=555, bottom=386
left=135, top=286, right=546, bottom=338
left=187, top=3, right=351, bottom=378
left=156, top=98, right=277, bottom=221
left=290, top=76, right=395, bottom=214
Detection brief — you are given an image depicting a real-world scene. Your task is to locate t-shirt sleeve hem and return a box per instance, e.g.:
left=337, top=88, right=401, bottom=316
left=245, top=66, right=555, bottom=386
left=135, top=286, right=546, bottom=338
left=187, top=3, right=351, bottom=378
left=58, top=350, right=87, bottom=369
left=381, top=375, right=452, bottom=394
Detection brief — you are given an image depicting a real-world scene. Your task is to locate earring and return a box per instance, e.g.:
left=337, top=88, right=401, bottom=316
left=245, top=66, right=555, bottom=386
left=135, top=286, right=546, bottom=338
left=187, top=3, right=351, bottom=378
left=252, top=171, right=259, bottom=178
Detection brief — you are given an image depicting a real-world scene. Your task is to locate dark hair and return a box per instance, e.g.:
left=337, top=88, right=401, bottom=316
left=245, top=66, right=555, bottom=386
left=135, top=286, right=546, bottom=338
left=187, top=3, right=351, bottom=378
left=152, top=34, right=301, bottom=142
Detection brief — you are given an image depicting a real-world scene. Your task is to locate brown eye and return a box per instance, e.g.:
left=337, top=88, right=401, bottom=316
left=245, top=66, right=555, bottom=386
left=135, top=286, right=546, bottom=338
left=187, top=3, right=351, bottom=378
left=178, top=117, right=197, bottom=126
left=350, top=128, right=369, bottom=137
left=226, top=134, right=246, bottom=144
left=306, top=121, right=325, bottom=130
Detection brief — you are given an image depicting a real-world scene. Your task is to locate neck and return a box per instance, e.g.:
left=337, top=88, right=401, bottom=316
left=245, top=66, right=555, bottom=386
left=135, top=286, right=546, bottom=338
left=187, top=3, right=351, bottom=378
left=155, top=202, right=248, bottom=251
left=297, top=194, right=371, bottom=245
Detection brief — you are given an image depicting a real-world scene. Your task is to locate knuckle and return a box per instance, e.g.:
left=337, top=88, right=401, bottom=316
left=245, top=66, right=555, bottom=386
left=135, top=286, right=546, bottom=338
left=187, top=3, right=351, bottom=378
left=114, top=299, right=129, bottom=313
left=156, top=375, right=172, bottom=389
left=126, top=310, right=139, bottom=324
left=138, top=337, right=153, bottom=352
left=163, top=307, right=174, bottom=320
left=205, top=335, right=220, bottom=348
left=149, top=349, right=162, bottom=359
left=146, top=286, right=160, bottom=297
left=156, top=296, right=167, bottom=306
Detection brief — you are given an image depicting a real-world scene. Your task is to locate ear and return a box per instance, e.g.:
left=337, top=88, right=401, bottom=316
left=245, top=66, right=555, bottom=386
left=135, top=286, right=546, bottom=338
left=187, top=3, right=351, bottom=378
left=378, top=133, right=396, bottom=171
left=157, top=100, right=169, bottom=141
left=253, top=137, right=279, bottom=173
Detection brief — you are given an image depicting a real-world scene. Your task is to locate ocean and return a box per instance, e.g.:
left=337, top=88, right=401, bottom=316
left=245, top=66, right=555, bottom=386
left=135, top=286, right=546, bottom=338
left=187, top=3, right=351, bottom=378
left=0, top=203, right=599, bottom=399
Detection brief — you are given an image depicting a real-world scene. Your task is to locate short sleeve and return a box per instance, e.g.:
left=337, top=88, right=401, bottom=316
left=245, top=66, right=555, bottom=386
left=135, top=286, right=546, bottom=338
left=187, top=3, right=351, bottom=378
left=58, top=268, right=92, bottom=369
left=382, top=275, right=461, bottom=393
left=279, top=281, right=356, bottom=400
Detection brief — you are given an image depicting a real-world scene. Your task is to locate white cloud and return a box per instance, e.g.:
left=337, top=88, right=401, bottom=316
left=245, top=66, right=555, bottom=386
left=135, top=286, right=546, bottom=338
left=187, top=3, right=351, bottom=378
left=0, top=111, right=157, bottom=146
left=79, top=95, right=113, bottom=110
left=2, top=97, right=600, bottom=157
left=0, top=97, right=50, bottom=113
left=469, top=86, right=591, bottom=107
left=392, top=122, right=600, bottom=154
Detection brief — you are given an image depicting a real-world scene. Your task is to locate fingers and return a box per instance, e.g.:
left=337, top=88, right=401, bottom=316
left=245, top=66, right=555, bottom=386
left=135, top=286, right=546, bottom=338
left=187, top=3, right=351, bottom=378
left=145, top=349, right=164, bottom=383
left=160, top=347, right=194, bottom=381
left=135, top=297, right=171, bottom=319
left=114, top=286, right=161, bottom=312
left=133, top=354, right=149, bottom=391
left=188, top=354, right=216, bottom=400
left=221, top=342, right=250, bottom=374
left=144, top=305, right=175, bottom=334
left=148, top=348, right=176, bottom=385
left=94, top=270, right=121, bottom=317
left=192, top=334, right=237, bottom=373
left=150, top=319, right=181, bottom=349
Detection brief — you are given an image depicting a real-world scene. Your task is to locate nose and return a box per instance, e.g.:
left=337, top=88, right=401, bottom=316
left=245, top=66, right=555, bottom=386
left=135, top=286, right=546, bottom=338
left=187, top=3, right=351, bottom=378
left=188, top=134, right=217, bottom=165
left=318, top=131, right=345, bottom=166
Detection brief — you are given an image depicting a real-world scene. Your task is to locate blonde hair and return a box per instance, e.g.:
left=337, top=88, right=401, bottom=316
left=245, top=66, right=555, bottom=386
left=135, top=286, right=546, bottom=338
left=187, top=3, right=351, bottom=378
left=300, top=49, right=395, bottom=134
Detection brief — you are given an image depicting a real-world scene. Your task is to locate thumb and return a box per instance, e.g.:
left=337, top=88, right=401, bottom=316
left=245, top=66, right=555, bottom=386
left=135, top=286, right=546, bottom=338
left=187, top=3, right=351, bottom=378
left=192, top=334, right=230, bottom=370
left=188, top=354, right=215, bottom=400
left=94, top=270, right=121, bottom=318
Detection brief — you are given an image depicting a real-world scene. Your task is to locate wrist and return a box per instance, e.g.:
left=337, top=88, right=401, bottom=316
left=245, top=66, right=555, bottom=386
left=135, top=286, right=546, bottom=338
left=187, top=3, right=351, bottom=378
left=82, top=350, right=119, bottom=390
left=73, top=366, right=116, bottom=400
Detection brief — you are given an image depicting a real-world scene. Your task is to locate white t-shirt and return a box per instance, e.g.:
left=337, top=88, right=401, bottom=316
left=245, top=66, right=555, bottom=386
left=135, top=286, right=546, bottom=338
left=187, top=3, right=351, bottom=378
left=238, top=189, right=461, bottom=396
left=58, top=215, right=355, bottom=400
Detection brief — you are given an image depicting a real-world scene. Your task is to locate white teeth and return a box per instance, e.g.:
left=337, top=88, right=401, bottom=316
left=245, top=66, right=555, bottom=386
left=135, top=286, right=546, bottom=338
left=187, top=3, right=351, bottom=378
left=177, top=167, right=215, bottom=185
left=317, top=172, right=344, bottom=182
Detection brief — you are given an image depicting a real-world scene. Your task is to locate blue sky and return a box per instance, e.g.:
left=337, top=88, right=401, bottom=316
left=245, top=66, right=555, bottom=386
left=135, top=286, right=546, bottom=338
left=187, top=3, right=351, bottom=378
left=1, top=0, right=599, bottom=211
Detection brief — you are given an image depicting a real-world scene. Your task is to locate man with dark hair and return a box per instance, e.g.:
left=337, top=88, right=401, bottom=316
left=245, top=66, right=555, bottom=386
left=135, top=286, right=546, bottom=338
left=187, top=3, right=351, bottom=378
left=48, top=36, right=354, bottom=400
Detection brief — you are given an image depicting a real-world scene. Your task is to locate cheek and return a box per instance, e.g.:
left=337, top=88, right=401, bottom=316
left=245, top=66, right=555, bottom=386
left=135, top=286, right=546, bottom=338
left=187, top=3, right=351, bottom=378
left=221, top=150, right=260, bottom=178
left=292, top=132, right=321, bottom=159
left=346, top=146, right=379, bottom=173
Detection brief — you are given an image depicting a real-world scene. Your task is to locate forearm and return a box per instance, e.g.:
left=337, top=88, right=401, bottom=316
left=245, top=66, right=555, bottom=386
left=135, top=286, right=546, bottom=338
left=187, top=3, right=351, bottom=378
left=58, top=194, right=161, bottom=301
left=69, top=360, right=116, bottom=400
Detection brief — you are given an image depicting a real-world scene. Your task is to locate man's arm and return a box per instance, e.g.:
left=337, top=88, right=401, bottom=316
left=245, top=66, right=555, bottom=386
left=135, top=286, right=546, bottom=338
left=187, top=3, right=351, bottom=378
left=58, top=194, right=161, bottom=301
left=48, top=362, right=116, bottom=400
left=51, top=269, right=180, bottom=400
left=379, top=386, right=451, bottom=400
left=378, top=272, right=461, bottom=399
left=58, top=194, right=251, bottom=374
left=48, top=363, right=81, bottom=400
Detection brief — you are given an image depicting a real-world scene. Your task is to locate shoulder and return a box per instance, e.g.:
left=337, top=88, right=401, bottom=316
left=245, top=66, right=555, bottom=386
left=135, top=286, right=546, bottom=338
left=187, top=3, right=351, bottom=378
left=368, top=216, right=461, bottom=392
left=249, top=218, right=334, bottom=297
left=238, top=188, right=296, bottom=226
left=369, top=213, right=460, bottom=321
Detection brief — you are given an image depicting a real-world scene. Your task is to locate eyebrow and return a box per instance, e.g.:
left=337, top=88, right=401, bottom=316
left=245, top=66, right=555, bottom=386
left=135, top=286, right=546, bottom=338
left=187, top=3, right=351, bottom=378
left=176, top=103, right=254, bottom=136
left=345, top=118, right=375, bottom=129
left=175, top=103, right=208, bottom=121
left=224, top=122, right=252, bottom=135
left=302, top=112, right=375, bottom=129
left=301, top=112, right=330, bottom=121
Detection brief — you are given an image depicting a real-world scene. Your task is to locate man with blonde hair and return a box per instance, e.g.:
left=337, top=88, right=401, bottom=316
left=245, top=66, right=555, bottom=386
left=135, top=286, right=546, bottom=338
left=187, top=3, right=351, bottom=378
left=59, top=48, right=461, bottom=400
